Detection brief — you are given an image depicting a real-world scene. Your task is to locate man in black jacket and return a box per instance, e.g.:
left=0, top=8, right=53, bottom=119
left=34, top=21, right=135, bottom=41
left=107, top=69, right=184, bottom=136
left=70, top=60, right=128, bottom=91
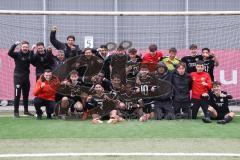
left=8, top=41, right=34, bottom=117
left=31, top=42, right=55, bottom=80
left=172, top=62, right=192, bottom=119
left=50, top=26, right=82, bottom=59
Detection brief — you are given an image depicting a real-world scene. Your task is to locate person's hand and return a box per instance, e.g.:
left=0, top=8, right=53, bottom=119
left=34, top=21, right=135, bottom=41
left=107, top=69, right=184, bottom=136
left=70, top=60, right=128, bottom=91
left=220, top=93, right=227, bottom=97
left=51, top=26, right=57, bottom=32
left=201, top=82, right=208, bottom=86
left=15, top=41, right=21, bottom=45
left=31, top=44, right=36, bottom=51
left=40, top=82, right=45, bottom=88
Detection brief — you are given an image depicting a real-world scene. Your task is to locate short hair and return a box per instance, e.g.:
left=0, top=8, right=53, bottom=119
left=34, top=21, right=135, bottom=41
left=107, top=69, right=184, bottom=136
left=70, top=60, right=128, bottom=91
left=213, top=81, right=222, bottom=86
left=196, top=60, right=204, bottom=65
left=111, top=74, right=121, bottom=80
left=169, top=47, right=177, bottom=53
left=176, top=62, right=186, bottom=69
left=149, top=44, right=157, bottom=52
left=67, top=35, right=75, bottom=41
left=44, top=69, right=52, bottom=73
left=140, top=62, right=149, bottom=70
left=84, top=47, right=92, bottom=53
left=69, top=70, right=79, bottom=76
left=128, top=48, right=137, bottom=54
left=100, top=45, right=107, bottom=50
left=202, top=48, right=210, bottom=53
left=21, top=41, right=29, bottom=45
left=36, top=42, right=44, bottom=47
left=117, top=45, right=125, bottom=51
left=189, top=44, right=197, bottom=50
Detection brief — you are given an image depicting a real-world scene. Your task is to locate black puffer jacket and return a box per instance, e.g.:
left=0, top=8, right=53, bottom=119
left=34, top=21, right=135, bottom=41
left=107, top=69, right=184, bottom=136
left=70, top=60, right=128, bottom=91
left=172, top=70, right=192, bottom=102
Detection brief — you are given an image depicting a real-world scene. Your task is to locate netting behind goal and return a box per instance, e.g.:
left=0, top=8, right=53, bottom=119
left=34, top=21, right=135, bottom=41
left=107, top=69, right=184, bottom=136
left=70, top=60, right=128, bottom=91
left=0, top=6, right=240, bottom=105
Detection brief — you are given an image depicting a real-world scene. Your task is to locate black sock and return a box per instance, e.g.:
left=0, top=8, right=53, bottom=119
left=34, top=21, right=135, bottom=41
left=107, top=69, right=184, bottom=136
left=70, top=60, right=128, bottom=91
left=224, top=115, right=233, bottom=123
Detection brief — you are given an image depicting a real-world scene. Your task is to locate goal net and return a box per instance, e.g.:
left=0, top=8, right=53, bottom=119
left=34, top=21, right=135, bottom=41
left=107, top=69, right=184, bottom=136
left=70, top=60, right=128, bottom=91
left=0, top=10, right=239, bottom=105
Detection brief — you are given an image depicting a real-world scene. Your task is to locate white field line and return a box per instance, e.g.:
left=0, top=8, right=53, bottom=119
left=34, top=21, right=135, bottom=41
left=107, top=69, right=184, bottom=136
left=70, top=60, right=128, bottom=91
left=0, top=152, right=240, bottom=158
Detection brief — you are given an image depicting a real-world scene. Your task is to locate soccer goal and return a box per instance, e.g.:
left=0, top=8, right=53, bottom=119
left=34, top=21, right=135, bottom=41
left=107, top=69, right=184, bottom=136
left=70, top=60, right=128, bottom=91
left=0, top=10, right=239, bottom=105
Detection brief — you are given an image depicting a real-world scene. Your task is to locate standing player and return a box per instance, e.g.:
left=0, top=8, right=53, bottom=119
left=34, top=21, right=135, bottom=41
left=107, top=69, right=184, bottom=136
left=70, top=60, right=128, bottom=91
left=142, top=44, right=163, bottom=72
left=191, top=60, right=212, bottom=123
left=172, top=62, right=192, bottom=119
left=208, top=81, right=235, bottom=124
left=162, top=47, right=180, bottom=71
left=201, top=48, right=219, bottom=81
left=126, top=48, right=142, bottom=81
left=50, top=26, right=82, bottom=59
left=181, top=44, right=202, bottom=73
left=8, top=41, right=34, bottom=118
left=31, top=42, right=55, bottom=80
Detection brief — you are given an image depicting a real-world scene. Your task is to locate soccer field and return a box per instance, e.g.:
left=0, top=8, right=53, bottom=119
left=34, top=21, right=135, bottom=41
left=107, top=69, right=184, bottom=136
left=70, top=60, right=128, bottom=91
left=0, top=116, right=240, bottom=160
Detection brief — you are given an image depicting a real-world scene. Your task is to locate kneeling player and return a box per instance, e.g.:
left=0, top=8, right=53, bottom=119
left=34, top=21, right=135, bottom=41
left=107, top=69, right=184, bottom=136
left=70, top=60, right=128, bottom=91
left=208, top=81, right=235, bottom=124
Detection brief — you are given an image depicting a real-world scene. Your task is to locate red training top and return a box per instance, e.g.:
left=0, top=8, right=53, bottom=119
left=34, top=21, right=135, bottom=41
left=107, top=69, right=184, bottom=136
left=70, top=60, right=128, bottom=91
left=191, top=71, right=212, bottom=99
left=142, top=51, right=163, bottom=72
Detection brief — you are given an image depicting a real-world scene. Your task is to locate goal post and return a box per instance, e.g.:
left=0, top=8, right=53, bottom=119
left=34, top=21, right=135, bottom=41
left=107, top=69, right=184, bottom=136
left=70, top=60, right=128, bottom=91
left=0, top=10, right=239, bottom=105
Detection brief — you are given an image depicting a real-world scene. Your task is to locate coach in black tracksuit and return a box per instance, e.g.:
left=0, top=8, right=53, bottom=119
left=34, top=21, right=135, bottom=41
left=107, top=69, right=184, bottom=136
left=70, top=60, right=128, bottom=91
left=172, top=62, right=192, bottom=119
left=8, top=41, right=33, bottom=117
left=50, top=26, right=82, bottom=60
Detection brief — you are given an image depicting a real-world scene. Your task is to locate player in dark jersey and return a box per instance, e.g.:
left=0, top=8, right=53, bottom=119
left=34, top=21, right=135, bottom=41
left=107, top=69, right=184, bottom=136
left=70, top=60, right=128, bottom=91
left=181, top=44, right=202, bottom=73
left=126, top=48, right=142, bottom=82
left=55, top=70, right=85, bottom=118
left=201, top=48, right=219, bottom=81
left=208, top=81, right=235, bottom=124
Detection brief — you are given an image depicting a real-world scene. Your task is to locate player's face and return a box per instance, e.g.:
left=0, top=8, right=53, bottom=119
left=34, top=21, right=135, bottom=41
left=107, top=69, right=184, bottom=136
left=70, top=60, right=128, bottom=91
left=117, top=49, right=125, bottom=55
left=85, top=50, right=93, bottom=59
left=67, top=38, right=75, bottom=46
left=157, top=66, right=165, bottom=74
left=37, top=45, right=45, bottom=54
left=70, top=74, right=78, bottom=83
left=129, top=53, right=137, bottom=59
left=97, top=73, right=104, bottom=82
left=44, top=72, right=52, bottom=81
left=177, top=66, right=185, bottom=75
left=100, top=48, right=107, bottom=56
left=190, top=48, right=197, bottom=56
left=57, top=52, right=65, bottom=61
left=196, top=64, right=204, bottom=72
left=139, top=68, right=149, bottom=77
left=202, top=50, right=210, bottom=58
left=21, top=44, right=29, bottom=53
left=212, top=85, right=221, bottom=94
left=111, top=77, right=121, bottom=88
left=95, top=84, right=104, bottom=94
left=169, top=51, right=176, bottom=59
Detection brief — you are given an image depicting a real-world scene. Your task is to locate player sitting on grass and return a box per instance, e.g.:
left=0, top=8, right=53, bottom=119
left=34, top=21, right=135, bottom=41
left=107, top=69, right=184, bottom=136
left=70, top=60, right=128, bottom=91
left=208, top=81, right=235, bottom=124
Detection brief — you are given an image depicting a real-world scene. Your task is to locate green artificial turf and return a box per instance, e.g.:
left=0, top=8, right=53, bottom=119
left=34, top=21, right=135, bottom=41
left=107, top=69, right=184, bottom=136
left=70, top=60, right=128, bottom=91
left=0, top=116, right=239, bottom=139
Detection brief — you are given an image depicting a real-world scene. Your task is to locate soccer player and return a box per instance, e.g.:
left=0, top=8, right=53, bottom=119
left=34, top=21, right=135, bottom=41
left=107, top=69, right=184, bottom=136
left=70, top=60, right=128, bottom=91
left=96, top=45, right=108, bottom=60
left=91, top=72, right=113, bottom=92
left=142, top=44, right=163, bottom=72
left=126, top=48, right=142, bottom=81
left=153, top=62, right=175, bottom=120
left=31, top=42, right=55, bottom=80
left=33, top=69, right=60, bottom=119
left=208, top=81, right=235, bottom=124
left=103, top=46, right=129, bottom=84
left=8, top=41, right=34, bottom=118
left=181, top=44, right=202, bottom=73
left=172, top=62, right=192, bottom=119
left=201, top=48, right=219, bottom=81
left=56, top=70, right=85, bottom=118
left=50, top=26, right=82, bottom=59
left=162, top=47, right=180, bottom=71
left=52, top=50, right=65, bottom=70
left=191, top=60, right=212, bottom=123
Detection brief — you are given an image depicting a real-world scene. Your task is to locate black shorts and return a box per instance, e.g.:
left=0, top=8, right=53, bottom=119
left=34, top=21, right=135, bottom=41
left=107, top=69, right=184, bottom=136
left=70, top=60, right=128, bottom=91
left=211, top=112, right=229, bottom=120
